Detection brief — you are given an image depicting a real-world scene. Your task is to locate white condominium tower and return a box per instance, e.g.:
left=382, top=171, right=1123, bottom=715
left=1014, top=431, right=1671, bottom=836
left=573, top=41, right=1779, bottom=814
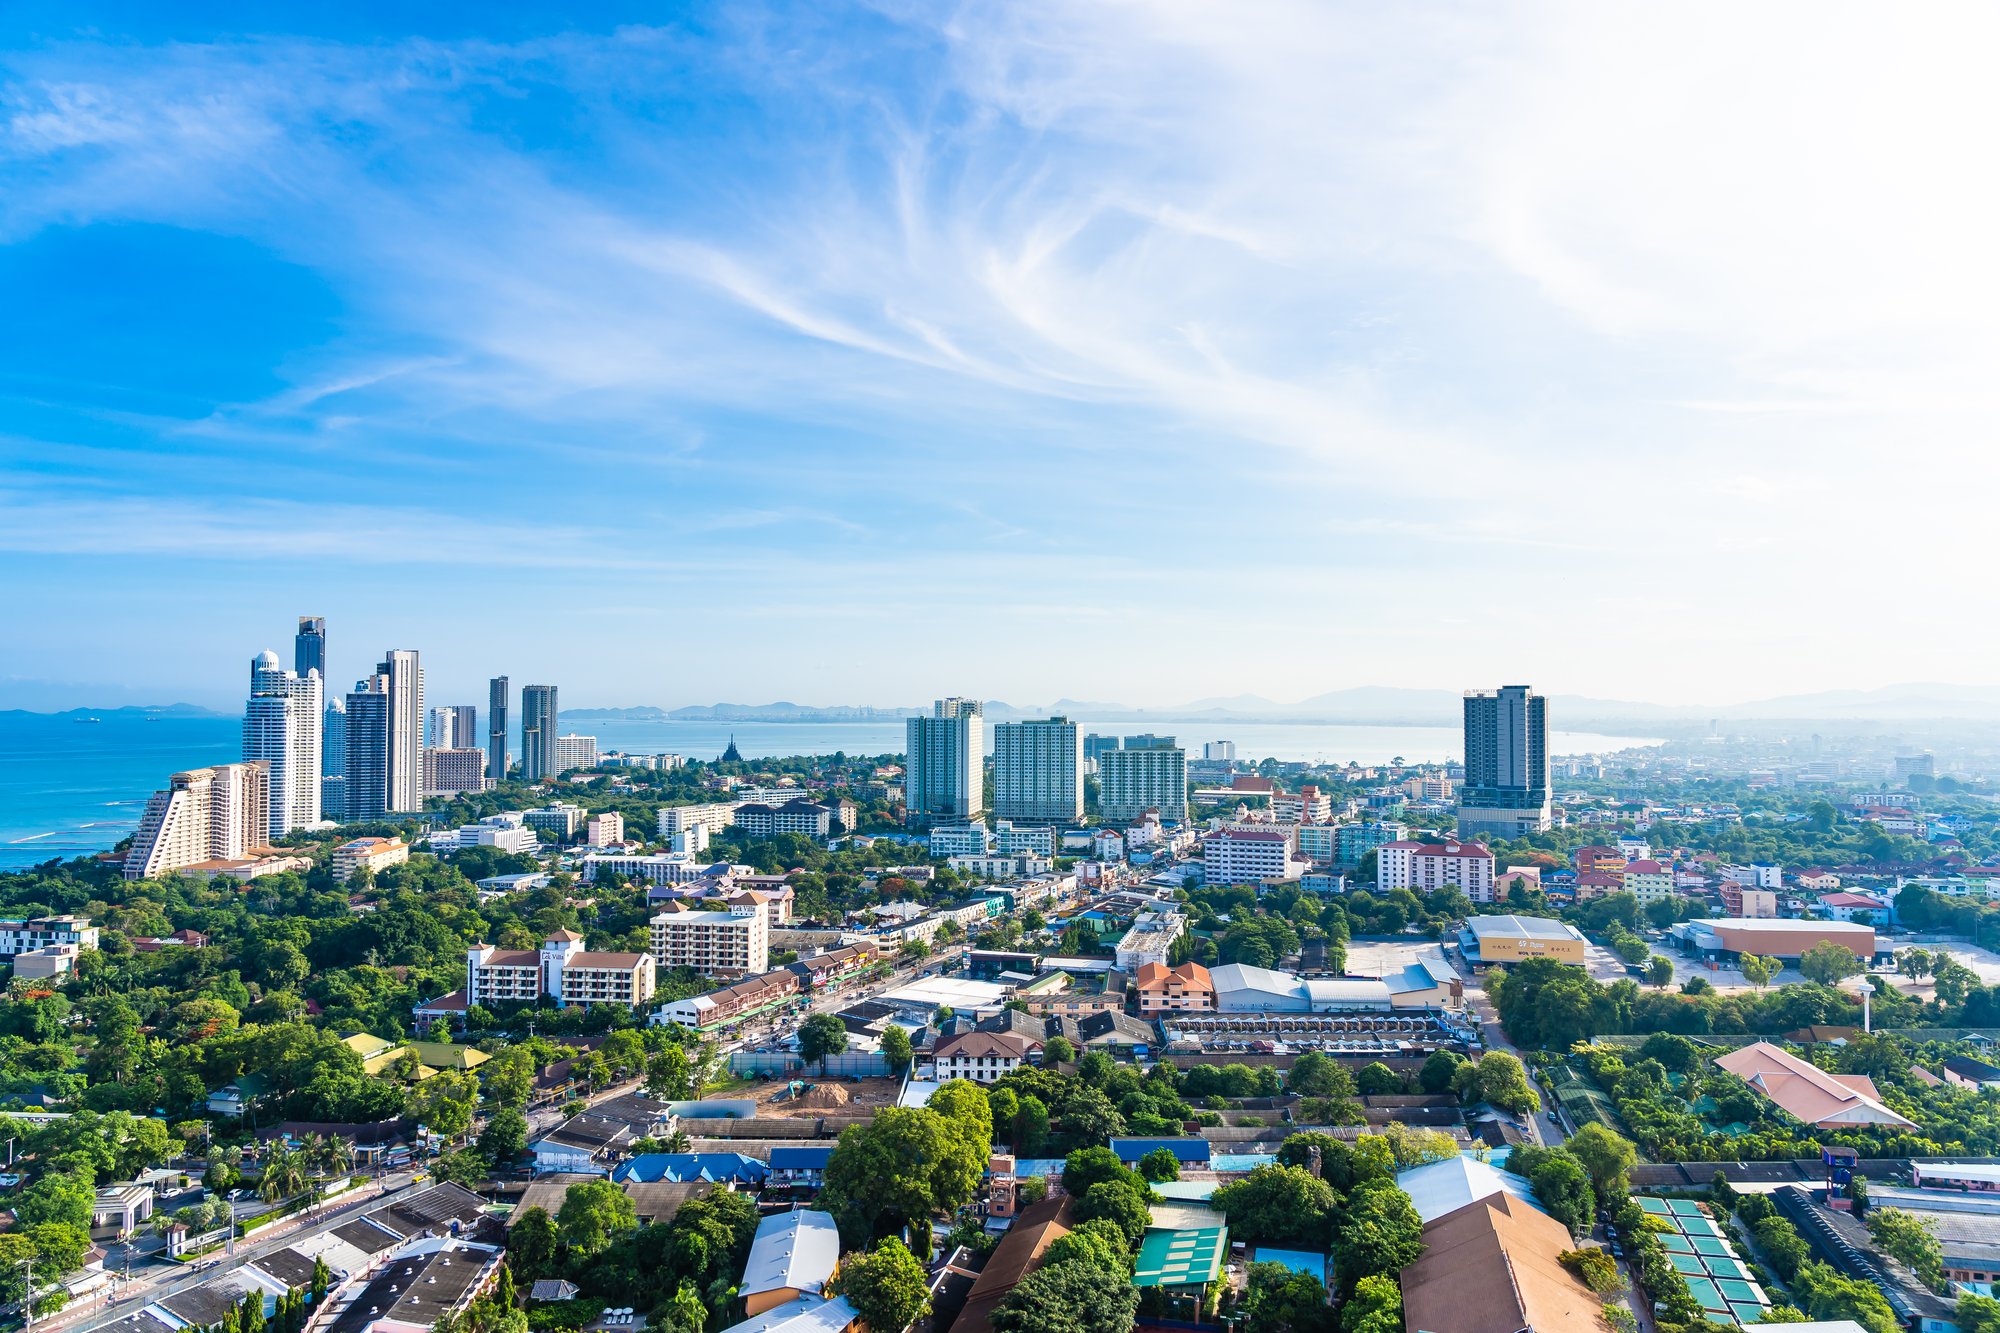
left=1098, top=739, right=1188, bottom=822
left=243, top=650, right=322, bottom=838
left=992, top=716, right=1083, bottom=822
left=431, top=705, right=478, bottom=750
left=521, top=684, right=559, bottom=781
left=125, top=763, right=270, bottom=880
left=906, top=697, right=983, bottom=824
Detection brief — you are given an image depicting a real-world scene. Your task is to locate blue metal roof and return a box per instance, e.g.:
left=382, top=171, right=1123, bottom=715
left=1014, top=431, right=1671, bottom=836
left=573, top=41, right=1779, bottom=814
left=613, top=1152, right=768, bottom=1184
left=1110, top=1137, right=1212, bottom=1163
left=768, top=1145, right=836, bottom=1169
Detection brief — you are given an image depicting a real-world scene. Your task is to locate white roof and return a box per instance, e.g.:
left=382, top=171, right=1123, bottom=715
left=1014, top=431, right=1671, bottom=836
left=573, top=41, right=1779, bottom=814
left=1303, top=978, right=1393, bottom=1005
left=1397, top=1155, right=1542, bottom=1224
left=740, top=1211, right=841, bottom=1299
left=1464, top=915, right=1584, bottom=942
left=717, top=1296, right=859, bottom=1333
left=1210, top=963, right=1305, bottom=997
left=879, top=977, right=1011, bottom=1009
left=1915, top=1162, right=2000, bottom=1184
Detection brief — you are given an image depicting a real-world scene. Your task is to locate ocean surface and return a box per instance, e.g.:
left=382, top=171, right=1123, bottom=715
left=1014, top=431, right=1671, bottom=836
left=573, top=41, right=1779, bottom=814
left=0, top=712, right=1661, bottom=871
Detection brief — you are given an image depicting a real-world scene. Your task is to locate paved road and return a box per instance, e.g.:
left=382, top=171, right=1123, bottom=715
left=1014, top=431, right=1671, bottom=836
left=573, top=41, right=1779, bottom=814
left=44, top=1172, right=420, bottom=1333
left=1461, top=966, right=1567, bottom=1147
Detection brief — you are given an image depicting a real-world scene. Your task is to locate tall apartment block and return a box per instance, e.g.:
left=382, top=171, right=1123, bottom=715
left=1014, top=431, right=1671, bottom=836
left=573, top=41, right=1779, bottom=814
left=992, top=716, right=1083, bottom=823
left=125, top=763, right=270, bottom=880
left=1098, top=742, right=1188, bottom=822
left=521, top=684, right=559, bottom=781
left=488, top=676, right=510, bottom=782
left=243, top=651, right=321, bottom=838
left=431, top=705, right=479, bottom=750
left=905, top=697, right=984, bottom=824
left=1458, top=685, right=1551, bottom=838
left=294, top=616, right=326, bottom=679
left=344, top=649, right=424, bottom=818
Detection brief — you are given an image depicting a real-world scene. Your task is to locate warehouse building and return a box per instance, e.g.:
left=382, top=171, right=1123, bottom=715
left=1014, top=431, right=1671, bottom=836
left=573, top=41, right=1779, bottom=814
left=1460, top=914, right=1587, bottom=965
left=1672, top=917, right=1878, bottom=962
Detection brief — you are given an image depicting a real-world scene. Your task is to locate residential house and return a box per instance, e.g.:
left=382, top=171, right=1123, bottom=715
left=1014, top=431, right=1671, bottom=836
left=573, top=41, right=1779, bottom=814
left=1134, top=961, right=1215, bottom=1014
left=741, top=1210, right=842, bottom=1316
left=931, top=1031, right=1035, bottom=1083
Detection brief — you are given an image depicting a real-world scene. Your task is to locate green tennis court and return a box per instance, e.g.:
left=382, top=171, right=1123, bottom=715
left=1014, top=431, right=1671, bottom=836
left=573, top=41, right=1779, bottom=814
left=1716, top=1279, right=1766, bottom=1306
left=1703, top=1257, right=1754, bottom=1281
left=1669, top=1253, right=1707, bottom=1275
left=1691, top=1237, right=1733, bottom=1258
left=1685, top=1279, right=1728, bottom=1313
left=1661, top=1233, right=1696, bottom=1254
left=1729, top=1303, right=1766, bottom=1325
left=1668, top=1199, right=1706, bottom=1217
left=1680, top=1217, right=1726, bottom=1238
left=1638, top=1197, right=1673, bottom=1215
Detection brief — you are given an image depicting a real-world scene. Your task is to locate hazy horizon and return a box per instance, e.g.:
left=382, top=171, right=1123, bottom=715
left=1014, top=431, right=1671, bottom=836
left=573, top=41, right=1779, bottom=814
left=6, top=4, right=1998, bottom=708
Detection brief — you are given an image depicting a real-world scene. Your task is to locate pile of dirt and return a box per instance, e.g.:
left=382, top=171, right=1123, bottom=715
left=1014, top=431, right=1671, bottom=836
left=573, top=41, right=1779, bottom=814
left=795, top=1083, right=851, bottom=1108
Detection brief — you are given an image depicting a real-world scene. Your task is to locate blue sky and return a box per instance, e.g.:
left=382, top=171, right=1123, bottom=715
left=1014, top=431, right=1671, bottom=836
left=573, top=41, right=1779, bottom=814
left=4, top=3, right=1997, bottom=712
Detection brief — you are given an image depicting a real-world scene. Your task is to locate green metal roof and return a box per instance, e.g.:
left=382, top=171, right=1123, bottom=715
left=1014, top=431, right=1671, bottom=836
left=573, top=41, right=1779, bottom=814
left=1135, top=1226, right=1229, bottom=1289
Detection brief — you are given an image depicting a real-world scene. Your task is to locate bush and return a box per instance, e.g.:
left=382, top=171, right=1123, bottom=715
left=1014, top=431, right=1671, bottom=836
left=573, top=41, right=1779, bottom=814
left=1560, top=1248, right=1624, bottom=1294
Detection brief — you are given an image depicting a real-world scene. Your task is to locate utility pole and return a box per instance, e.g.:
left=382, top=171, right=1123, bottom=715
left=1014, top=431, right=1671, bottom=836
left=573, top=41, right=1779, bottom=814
left=20, top=1253, right=32, bottom=1332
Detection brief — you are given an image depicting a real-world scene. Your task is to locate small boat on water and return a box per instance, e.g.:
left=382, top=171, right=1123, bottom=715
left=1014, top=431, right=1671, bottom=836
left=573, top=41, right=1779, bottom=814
left=73, top=717, right=101, bottom=724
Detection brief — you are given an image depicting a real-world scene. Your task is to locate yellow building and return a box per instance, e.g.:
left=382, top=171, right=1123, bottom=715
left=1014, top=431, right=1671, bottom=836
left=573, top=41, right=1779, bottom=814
left=1464, top=914, right=1587, bottom=965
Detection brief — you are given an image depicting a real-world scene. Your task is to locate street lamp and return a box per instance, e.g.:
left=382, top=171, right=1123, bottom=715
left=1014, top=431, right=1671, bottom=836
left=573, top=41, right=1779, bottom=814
left=1854, top=980, right=1876, bottom=1033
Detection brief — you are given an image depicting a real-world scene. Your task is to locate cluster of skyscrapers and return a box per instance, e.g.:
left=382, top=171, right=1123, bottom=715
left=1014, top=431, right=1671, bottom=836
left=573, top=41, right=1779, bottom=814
left=904, top=700, right=1194, bottom=827
left=233, top=617, right=572, bottom=831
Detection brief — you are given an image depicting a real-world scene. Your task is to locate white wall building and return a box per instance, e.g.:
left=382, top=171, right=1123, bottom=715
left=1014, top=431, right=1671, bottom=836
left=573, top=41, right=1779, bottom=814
left=467, top=930, right=655, bottom=1007
left=585, top=811, right=625, bottom=847
left=1115, top=910, right=1187, bottom=970
left=992, top=717, right=1084, bottom=823
left=1203, top=828, right=1300, bottom=886
left=649, top=903, right=770, bottom=978
left=1098, top=744, right=1188, bottom=823
left=930, top=823, right=994, bottom=858
left=243, top=651, right=322, bottom=838
left=1377, top=841, right=1497, bottom=902
left=658, top=802, right=738, bottom=838
left=994, top=822, right=1056, bottom=856
left=125, top=763, right=271, bottom=881
left=555, top=735, right=599, bottom=771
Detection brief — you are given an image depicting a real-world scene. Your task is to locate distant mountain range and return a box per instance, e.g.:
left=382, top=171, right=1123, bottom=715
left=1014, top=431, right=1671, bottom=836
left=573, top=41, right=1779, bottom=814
left=0, top=704, right=231, bottom=720
left=558, top=683, right=2000, bottom=728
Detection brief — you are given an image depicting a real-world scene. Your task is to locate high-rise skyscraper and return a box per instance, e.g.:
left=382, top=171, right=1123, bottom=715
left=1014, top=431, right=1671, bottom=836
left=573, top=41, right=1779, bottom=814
left=905, top=697, right=984, bottom=824
left=295, top=616, right=326, bottom=679
left=431, top=705, right=478, bottom=750
left=1458, top=685, right=1551, bottom=838
left=342, top=686, right=390, bottom=820
left=521, top=685, right=559, bottom=781
left=1084, top=734, right=1122, bottom=764
left=993, top=717, right=1083, bottom=822
left=1098, top=743, right=1187, bottom=822
left=344, top=651, right=425, bottom=816
left=242, top=651, right=322, bottom=839
left=488, top=676, right=510, bottom=782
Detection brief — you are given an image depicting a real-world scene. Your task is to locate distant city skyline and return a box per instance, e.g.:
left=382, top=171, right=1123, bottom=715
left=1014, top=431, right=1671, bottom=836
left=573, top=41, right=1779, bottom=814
left=5, top=6, right=1999, bottom=708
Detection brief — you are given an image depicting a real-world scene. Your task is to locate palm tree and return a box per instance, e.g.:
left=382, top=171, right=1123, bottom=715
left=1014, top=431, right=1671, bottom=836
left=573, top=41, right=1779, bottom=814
left=257, top=1146, right=307, bottom=1204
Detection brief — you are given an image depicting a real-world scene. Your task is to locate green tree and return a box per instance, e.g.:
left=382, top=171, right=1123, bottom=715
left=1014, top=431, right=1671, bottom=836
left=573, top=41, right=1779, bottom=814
left=821, top=1107, right=985, bottom=1241
left=1645, top=956, right=1675, bottom=988
left=644, top=1045, right=695, bottom=1101
left=1337, top=1274, right=1400, bottom=1333
left=481, top=1047, right=536, bottom=1110
left=257, top=1147, right=307, bottom=1204
left=1042, top=1219, right=1130, bottom=1277
left=1867, top=1208, right=1945, bottom=1292
left=507, top=1206, right=558, bottom=1280
left=556, top=1179, right=636, bottom=1256
left=407, top=1068, right=481, bottom=1140
left=990, top=1262, right=1138, bottom=1333
left=1468, top=1051, right=1540, bottom=1115
left=1418, top=1050, right=1465, bottom=1095
left=1074, top=1181, right=1151, bottom=1246
left=838, top=1239, right=931, bottom=1333
left=1241, top=1261, right=1336, bottom=1333
left=1753, top=1216, right=1811, bottom=1282
left=1289, top=1051, right=1356, bottom=1100
left=1353, top=1063, right=1402, bottom=1096
left=1522, top=1151, right=1594, bottom=1237
left=799, top=1013, right=850, bottom=1074
left=1043, top=1035, right=1075, bottom=1065
left=1958, top=1293, right=2000, bottom=1333
left=1739, top=954, right=1782, bottom=989
left=1800, top=943, right=1864, bottom=987
left=1137, top=1147, right=1181, bottom=1183
left=1212, top=1165, right=1339, bottom=1250
left=1565, top=1124, right=1637, bottom=1202
left=1789, top=1259, right=1899, bottom=1333
left=1332, top=1179, right=1423, bottom=1286
left=880, top=1025, right=914, bottom=1075
left=478, top=1108, right=529, bottom=1166
left=1559, top=1248, right=1623, bottom=1294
